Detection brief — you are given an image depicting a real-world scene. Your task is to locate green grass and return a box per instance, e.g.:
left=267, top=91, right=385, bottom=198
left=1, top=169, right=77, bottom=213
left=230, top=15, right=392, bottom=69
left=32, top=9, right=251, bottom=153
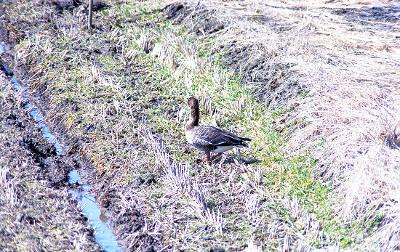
left=122, top=2, right=367, bottom=247
left=7, top=0, right=381, bottom=249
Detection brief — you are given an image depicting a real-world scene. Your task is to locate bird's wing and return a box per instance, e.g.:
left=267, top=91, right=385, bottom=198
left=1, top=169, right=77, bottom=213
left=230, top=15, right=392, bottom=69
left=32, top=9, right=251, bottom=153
left=192, top=126, right=247, bottom=147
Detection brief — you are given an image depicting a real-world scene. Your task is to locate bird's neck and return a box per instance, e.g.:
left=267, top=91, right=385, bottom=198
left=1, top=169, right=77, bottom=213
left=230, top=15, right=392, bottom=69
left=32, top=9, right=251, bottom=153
left=186, top=107, right=199, bottom=130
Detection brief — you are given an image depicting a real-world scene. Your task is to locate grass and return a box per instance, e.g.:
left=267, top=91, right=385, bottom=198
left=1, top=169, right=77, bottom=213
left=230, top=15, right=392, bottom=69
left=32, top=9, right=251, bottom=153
left=2, top=0, right=388, bottom=250
left=0, top=73, right=99, bottom=251
left=107, top=1, right=361, bottom=248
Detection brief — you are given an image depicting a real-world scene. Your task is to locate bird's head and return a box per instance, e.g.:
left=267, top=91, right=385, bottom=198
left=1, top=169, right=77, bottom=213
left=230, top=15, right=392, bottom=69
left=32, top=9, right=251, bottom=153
left=187, top=96, right=199, bottom=109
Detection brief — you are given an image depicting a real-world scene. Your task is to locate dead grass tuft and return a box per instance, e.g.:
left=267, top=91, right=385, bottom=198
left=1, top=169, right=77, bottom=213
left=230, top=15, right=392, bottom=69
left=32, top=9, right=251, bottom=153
left=161, top=0, right=400, bottom=250
left=140, top=125, right=225, bottom=234
left=0, top=168, right=18, bottom=207
left=4, top=0, right=399, bottom=250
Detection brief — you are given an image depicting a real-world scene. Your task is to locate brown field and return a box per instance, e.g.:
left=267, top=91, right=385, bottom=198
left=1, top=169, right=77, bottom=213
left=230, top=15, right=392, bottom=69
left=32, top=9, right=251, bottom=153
left=0, top=0, right=399, bottom=251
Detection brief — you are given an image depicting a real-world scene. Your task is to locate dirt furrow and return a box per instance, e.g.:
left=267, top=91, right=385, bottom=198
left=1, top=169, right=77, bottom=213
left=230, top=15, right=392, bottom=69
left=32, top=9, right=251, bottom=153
left=0, top=70, right=101, bottom=251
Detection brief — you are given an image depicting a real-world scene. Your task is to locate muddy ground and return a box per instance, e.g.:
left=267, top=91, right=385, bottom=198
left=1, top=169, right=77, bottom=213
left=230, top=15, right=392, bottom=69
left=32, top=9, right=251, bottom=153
left=0, top=1, right=161, bottom=251
left=0, top=70, right=100, bottom=251
left=1, top=0, right=398, bottom=251
left=0, top=1, right=326, bottom=250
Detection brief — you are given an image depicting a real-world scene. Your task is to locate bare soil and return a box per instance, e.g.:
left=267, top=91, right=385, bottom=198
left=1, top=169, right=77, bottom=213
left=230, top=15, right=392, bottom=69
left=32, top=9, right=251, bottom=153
left=0, top=70, right=100, bottom=251
left=0, top=1, right=161, bottom=251
left=1, top=0, right=399, bottom=251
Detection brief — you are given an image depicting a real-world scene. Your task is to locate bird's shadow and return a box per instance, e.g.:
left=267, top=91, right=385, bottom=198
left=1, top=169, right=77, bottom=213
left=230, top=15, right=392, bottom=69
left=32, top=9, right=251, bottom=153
left=214, top=154, right=260, bottom=166
left=194, top=155, right=260, bottom=166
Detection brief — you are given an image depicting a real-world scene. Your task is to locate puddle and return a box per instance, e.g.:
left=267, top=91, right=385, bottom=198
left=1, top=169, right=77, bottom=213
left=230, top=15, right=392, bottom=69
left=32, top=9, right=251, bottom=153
left=69, top=170, right=121, bottom=251
left=0, top=61, right=122, bottom=252
left=0, top=42, right=5, bottom=55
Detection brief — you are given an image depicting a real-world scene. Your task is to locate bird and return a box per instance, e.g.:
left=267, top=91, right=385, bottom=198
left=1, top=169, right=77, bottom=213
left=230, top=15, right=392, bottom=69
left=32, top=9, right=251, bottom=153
left=185, top=96, right=251, bottom=163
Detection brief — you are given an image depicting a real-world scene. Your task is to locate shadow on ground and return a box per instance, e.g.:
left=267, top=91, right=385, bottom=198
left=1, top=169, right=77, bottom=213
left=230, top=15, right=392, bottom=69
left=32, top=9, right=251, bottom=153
left=333, top=4, right=400, bottom=30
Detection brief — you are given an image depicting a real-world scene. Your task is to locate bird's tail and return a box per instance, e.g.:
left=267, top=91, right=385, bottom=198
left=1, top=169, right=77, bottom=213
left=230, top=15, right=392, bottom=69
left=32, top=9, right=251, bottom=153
left=238, top=137, right=251, bottom=147
left=239, top=137, right=251, bottom=142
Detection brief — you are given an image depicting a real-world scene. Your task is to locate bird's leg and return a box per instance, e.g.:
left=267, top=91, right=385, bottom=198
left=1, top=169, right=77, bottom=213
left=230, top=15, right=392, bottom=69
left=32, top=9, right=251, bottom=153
left=218, top=154, right=227, bottom=169
left=203, top=151, right=211, bottom=165
left=211, top=152, right=223, bottom=161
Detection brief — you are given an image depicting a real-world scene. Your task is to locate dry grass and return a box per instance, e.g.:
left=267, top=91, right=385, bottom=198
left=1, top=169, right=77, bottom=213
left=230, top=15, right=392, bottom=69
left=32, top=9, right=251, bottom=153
left=3, top=0, right=334, bottom=249
left=2, top=0, right=399, bottom=250
left=140, top=125, right=225, bottom=235
left=162, top=0, right=400, bottom=250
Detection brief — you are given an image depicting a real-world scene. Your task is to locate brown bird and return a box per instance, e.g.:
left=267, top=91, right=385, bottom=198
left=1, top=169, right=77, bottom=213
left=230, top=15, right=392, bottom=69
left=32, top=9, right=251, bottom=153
left=185, top=96, right=251, bottom=163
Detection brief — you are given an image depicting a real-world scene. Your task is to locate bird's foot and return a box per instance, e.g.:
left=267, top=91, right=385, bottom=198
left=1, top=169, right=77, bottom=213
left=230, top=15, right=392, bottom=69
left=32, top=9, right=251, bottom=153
left=202, top=153, right=212, bottom=166
left=211, top=153, right=223, bottom=162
